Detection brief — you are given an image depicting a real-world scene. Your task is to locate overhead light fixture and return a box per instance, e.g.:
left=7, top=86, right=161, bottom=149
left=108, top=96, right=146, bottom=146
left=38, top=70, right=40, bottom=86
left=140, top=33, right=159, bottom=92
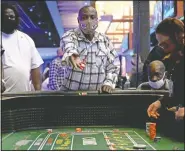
left=48, top=32, right=51, bottom=36
left=29, top=5, right=35, bottom=12
left=29, top=8, right=33, bottom=12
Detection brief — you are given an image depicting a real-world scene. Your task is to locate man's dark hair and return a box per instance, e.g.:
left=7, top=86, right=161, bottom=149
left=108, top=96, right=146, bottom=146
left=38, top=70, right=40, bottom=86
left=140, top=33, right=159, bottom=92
left=1, top=2, right=19, bottom=18
left=78, top=5, right=97, bottom=18
left=1, top=2, right=20, bottom=28
left=156, top=18, right=184, bottom=43
left=148, top=60, right=165, bottom=74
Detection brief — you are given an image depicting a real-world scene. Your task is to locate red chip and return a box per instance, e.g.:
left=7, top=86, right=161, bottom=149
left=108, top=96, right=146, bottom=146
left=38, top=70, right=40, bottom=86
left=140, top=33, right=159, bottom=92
left=79, top=62, right=85, bottom=70
left=113, top=129, right=119, bottom=132
left=81, top=92, right=87, bottom=96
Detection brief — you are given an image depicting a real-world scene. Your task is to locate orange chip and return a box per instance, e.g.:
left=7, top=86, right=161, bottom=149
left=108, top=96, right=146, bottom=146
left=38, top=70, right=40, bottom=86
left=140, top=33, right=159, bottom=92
left=76, top=128, right=82, bottom=132
left=60, top=133, right=67, bottom=137
left=48, top=138, right=53, bottom=141
left=113, top=129, right=119, bottom=132
left=109, top=147, right=116, bottom=150
left=47, top=141, right=52, bottom=144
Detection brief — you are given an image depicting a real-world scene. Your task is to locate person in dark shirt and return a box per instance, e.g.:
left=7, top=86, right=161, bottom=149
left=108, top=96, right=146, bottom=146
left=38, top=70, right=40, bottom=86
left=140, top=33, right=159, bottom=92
left=142, top=45, right=166, bottom=82
left=147, top=18, right=184, bottom=120
left=137, top=60, right=169, bottom=90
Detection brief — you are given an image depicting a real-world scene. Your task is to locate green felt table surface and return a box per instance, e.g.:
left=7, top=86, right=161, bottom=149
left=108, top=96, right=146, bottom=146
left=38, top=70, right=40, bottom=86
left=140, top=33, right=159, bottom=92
left=1, top=126, right=184, bottom=150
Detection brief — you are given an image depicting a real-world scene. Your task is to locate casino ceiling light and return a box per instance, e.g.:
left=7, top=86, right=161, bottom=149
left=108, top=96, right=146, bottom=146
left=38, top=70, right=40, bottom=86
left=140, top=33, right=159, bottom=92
left=29, top=5, right=36, bottom=12
left=48, top=32, right=51, bottom=36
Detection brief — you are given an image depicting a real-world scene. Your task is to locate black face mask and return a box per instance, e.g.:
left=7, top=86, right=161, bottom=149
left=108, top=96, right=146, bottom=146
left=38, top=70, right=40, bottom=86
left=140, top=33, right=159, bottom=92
left=2, top=18, right=18, bottom=34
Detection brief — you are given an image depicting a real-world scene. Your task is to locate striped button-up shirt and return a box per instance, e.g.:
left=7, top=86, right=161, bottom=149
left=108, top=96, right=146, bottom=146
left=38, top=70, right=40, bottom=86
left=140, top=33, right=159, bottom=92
left=60, top=28, right=120, bottom=91
left=48, top=57, right=71, bottom=90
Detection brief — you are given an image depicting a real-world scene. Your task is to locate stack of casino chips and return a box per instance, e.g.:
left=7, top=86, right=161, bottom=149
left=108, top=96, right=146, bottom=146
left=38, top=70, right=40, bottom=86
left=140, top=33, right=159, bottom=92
left=146, top=122, right=156, bottom=140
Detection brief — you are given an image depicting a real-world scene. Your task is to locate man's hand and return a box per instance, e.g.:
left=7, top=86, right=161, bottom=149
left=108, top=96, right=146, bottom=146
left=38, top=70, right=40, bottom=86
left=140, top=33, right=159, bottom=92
left=99, top=85, right=113, bottom=94
left=69, top=54, right=86, bottom=70
left=147, top=100, right=161, bottom=119
left=175, top=107, right=184, bottom=120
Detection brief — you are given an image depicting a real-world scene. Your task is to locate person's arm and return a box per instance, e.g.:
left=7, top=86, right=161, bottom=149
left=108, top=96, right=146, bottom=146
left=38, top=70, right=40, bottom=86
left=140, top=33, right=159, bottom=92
left=1, top=62, right=6, bottom=92
left=103, top=38, right=120, bottom=89
left=28, top=36, right=43, bottom=91
left=60, top=31, right=79, bottom=67
left=137, top=83, right=143, bottom=90
left=48, top=61, right=60, bottom=90
left=31, top=67, right=41, bottom=90
left=1, top=45, right=6, bottom=92
left=42, top=67, right=49, bottom=81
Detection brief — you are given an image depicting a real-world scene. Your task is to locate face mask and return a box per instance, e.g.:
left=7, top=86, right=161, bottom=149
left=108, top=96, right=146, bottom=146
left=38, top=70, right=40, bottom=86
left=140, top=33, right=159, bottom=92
left=79, top=19, right=98, bottom=35
left=2, top=18, right=18, bottom=33
left=148, top=73, right=165, bottom=89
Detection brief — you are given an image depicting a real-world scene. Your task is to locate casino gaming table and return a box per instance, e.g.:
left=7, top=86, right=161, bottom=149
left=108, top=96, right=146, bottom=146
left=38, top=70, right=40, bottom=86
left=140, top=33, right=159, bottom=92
left=1, top=90, right=184, bottom=150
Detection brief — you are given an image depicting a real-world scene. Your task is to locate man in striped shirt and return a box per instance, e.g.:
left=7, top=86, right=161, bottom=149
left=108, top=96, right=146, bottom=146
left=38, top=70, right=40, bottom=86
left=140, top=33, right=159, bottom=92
left=48, top=48, right=70, bottom=90
left=60, top=5, right=120, bottom=93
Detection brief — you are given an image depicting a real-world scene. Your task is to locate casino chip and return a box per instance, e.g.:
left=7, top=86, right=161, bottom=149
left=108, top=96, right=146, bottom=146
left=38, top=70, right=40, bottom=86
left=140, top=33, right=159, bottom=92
left=153, top=136, right=161, bottom=142
left=113, top=129, right=119, bottom=132
left=107, top=143, right=116, bottom=147
left=133, top=144, right=146, bottom=149
left=76, top=128, right=82, bottom=132
left=47, top=129, right=52, bottom=133
left=79, top=62, right=86, bottom=70
left=109, top=146, right=116, bottom=150
left=78, top=92, right=87, bottom=96
left=60, top=133, right=67, bottom=137
left=81, top=92, right=87, bottom=96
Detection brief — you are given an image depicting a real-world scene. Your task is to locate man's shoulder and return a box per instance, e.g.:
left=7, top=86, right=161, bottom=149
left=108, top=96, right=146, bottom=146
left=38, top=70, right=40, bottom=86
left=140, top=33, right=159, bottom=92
left=137, top=82, right=151, bottom=90
left=17, top=30, right=34, bottom=43
left=51, top=57, right=62, bottom=65
left=96, top=31, right=110, bottom=41
left=17, top=30, right=31, bottom=39
left=164, top=79, right=170, bottom=90
left=61, top=28, right=79, bottom=38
